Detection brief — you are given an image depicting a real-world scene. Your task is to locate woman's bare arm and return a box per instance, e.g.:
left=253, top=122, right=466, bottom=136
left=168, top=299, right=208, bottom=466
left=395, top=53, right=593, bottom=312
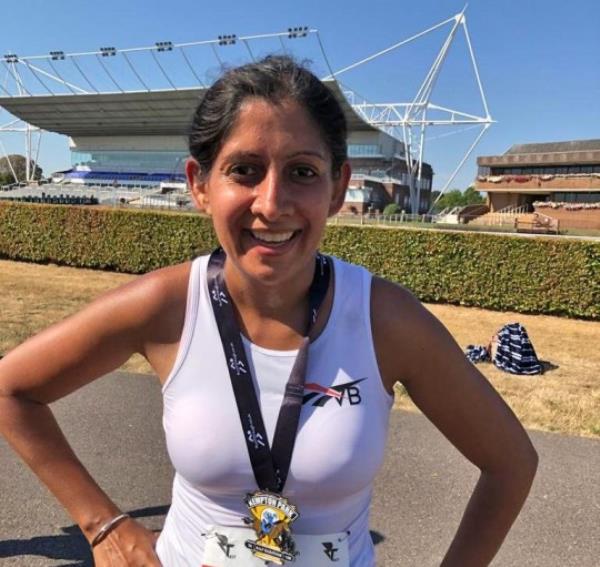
left=0, top=264, right=187, bottom=545
left=372, top=277, right=538, bottom=567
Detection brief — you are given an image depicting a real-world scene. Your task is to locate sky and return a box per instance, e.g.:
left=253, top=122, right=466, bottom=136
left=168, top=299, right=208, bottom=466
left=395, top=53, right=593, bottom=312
left=0, top=0, right=598, bottom=192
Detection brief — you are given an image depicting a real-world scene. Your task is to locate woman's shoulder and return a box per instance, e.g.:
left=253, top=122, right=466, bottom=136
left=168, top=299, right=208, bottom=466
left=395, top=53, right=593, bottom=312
left=127, top=260, right=194, bottom=333
left=370, top=276, right=436, bottom=392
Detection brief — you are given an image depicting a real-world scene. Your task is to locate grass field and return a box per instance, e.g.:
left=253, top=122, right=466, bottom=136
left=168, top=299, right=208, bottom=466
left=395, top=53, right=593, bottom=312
left=1, top=258, right=598, bottom=438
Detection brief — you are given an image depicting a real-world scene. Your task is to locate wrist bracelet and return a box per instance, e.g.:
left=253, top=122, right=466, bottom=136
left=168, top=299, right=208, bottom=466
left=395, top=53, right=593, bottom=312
left=90, top=513, right=130, bottom=547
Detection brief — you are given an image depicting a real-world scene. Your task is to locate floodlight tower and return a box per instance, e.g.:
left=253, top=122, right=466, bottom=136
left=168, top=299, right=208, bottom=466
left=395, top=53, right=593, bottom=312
left=323, top=6, right=494, bottom=214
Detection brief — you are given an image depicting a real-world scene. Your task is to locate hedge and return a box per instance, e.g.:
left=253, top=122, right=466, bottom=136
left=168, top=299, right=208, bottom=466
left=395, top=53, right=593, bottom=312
left=1, top=202, right=598, bottom=319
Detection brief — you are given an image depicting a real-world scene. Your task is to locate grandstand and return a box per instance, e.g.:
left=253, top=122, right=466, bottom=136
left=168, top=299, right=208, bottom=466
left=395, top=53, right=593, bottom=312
left=0, top=11, right=492, bottom=214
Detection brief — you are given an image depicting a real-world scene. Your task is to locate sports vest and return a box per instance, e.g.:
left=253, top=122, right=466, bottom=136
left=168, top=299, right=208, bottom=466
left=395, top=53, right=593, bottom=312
left=156, top=254, right=393, bottom=566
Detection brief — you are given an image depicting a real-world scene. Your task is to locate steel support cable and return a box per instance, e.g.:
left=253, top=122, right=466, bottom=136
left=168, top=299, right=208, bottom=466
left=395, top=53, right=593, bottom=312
left=150, top=50, right=177, bottom=90
left=405, top=17, right=459, bottom=124
left=95, top=54, right=124, bottom=92
left=0, top=118, right=21, bottom=129
left=278, top=35, right=288, bottom=54
left=322, top=14, right=456, bottom=80
left=121, top=52, right=150, bottom=91
left=425, top=124, right=480, bottom=142
left=179, top=47, right=206, bottom=87
left=461, top=17, right=491, bottom=119
left=427, top=124, right=489, bottom=213
left=1, top=61, right=31, bottom=95
left=2, top=67, right=10, bottom=92
left=70, top=57, right=99, bottom=93
left=27, top=59, right=89, bottom=94
left=315, top=31, right=336, bottom=82
left=0, top=80, right=13, bottom=96
left=242, top=39, right=255, bottom=62
left=46, top=59, right=76, bottom=94
left=20, top=60, right=54, bottom=95
left=210, top=43, right=225, bottom=67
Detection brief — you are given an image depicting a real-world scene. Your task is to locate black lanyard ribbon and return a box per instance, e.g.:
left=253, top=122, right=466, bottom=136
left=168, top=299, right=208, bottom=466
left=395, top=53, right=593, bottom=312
left=207, top=248, right=331, bottom=493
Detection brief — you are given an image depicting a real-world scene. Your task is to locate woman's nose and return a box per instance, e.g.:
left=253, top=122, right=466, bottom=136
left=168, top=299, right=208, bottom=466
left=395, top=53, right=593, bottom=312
left=250, top=170, right=292, bottom=220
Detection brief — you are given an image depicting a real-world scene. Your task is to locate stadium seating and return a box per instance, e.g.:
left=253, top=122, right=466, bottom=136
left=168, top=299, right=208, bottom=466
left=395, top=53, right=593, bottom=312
left=63, top=170, right=186, bottom=184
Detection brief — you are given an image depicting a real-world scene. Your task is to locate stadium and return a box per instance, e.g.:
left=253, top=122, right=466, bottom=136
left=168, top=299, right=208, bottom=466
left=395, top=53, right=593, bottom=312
left=0, top=11, right=492, bottom=217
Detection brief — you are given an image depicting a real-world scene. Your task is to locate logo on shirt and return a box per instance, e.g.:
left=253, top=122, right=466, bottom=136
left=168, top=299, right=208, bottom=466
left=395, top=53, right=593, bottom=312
left=322, top=541, right=340, bottom=561
left=215, top=533, right=235, bottom=558
left=302, top=378, right=366, bottom=407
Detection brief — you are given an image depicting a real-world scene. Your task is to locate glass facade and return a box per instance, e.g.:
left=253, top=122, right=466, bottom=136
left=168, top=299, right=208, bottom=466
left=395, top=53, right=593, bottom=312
left=552, top=192, right=600, bottom=203
left=487, top=164, right=600, bottom=175
left=71, top=150, right=188, bottom=174
left=348, top=144, right=382, bottom=157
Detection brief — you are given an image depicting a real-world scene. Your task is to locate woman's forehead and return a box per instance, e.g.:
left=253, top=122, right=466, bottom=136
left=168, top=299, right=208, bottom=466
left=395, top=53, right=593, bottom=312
left=219, top=98, right=328, bottom=155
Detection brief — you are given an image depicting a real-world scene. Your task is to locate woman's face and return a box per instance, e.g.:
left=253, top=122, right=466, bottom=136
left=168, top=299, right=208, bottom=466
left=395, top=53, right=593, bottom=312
left=187, top=97, right=350, bottom=287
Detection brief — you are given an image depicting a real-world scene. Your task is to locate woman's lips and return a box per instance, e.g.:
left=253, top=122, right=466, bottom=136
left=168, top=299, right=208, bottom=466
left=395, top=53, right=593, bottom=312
left=243, top=229, right=301, bottom=253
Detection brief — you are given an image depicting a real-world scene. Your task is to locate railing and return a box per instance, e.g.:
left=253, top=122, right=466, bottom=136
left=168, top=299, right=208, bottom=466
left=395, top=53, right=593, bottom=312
left=496, top=204, right=529, bottom=215
left=331, top=212, right=437, bottom=226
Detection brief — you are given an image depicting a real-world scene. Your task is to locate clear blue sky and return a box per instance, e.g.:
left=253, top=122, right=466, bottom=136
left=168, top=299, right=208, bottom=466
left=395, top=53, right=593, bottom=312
left=0, top=0, right=598, bottom=191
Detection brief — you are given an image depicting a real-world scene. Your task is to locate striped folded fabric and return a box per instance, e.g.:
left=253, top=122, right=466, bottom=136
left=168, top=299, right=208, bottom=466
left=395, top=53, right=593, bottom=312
left=465, top=345, right=490, bottom=364
left=492, top=323, right=543, bottom=375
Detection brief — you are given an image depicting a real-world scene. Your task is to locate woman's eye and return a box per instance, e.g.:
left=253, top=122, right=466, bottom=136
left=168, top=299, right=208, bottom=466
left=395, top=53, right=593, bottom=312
left=229, top=164, right=259, bottom=177
left=292, top=166, right=317, bottom=179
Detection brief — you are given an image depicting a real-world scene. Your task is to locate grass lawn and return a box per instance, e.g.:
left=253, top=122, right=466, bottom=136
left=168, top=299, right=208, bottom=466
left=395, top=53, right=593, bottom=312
left=1, top=258, right=598, bottom=438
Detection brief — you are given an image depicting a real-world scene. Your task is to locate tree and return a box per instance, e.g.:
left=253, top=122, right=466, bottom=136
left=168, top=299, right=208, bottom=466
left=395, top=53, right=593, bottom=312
left=463, top=185, right=485, bottom=205
left=383, top=203, right=402, bottom=215
left=0, top=154, right=43, bottom=183
left=431, top=186, right=485, bottom=213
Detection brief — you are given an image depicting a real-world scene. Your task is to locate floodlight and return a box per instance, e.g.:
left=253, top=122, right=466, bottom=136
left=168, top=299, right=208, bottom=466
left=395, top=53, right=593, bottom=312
left=3, top=54, right=19, bottom=63
left=49, top=51, right=65, bottom=61
left=288, top=26, right=308, bottom=39
left=100, top=47, right=117, bottom=57
left=155, top=41, right=173, bottom=52
left=218, top=34, right=237, bottom=46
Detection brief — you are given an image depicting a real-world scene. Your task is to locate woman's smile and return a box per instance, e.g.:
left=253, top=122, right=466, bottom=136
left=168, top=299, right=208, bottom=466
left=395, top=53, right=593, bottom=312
left=188, top=97, right=349, bottom=287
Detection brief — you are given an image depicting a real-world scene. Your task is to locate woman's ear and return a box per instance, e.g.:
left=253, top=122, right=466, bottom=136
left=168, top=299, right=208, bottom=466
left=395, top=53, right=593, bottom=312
left=186, top=157, right=211, bottom=214
left=328, top=161, right=351, bottom=217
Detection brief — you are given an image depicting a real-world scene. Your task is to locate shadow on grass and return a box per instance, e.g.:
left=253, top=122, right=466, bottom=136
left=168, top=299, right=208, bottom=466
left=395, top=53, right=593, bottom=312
left=0, top=504, right=169, bottom=566
left=540, top=360, right=559, bottom=373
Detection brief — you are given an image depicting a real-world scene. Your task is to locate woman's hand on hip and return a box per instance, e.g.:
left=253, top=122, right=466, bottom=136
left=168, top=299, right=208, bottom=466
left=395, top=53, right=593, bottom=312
left=92, top=518, right=162, bottom=566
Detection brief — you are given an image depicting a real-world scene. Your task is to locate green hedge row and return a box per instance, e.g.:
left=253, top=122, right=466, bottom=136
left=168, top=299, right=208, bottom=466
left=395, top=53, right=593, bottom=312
left=1, top=202, right=598, bottom=319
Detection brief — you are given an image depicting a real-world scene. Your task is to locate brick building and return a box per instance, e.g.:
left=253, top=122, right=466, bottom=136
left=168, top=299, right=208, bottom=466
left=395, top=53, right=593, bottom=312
left=475, top=139, right=600, bottom=230
left=342, top=130, right=434, bottom=214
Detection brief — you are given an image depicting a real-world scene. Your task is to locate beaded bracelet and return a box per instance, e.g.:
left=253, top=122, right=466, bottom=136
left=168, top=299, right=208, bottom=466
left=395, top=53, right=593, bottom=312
left=90, top=513, right=130, bottom=547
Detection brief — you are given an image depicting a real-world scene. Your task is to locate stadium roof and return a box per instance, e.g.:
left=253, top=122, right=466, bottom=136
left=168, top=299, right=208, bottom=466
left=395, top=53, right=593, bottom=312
left=505, top=139, right=600, bottom=154
left=0, top=80, right=378, bottom=137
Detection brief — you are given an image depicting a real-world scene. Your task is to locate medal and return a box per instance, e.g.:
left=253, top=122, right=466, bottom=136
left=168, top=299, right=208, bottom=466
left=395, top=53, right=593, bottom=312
left=207, top=249, right=331, bottom=564
left=243, top=490, right=299, bottom=564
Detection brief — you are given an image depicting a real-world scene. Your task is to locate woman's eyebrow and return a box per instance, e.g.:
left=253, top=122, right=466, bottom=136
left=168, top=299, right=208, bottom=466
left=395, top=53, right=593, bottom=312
left=223, top=150, right=326, bottom=162
left=286, top=150, right=326, bottom=161
left=223, top=151, right=263, bottom=162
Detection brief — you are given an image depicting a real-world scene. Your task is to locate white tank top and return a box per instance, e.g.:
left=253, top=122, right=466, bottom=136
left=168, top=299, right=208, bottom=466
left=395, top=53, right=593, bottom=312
left=156, top=254, right=393, bottom=566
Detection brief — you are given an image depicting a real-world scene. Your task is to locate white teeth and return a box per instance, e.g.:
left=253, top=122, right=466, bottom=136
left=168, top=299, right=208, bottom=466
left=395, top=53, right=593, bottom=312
left=250, top=230, right=295, bottom=243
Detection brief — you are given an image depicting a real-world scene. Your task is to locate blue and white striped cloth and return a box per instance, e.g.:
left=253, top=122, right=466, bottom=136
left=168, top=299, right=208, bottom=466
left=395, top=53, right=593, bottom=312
left=492, top=323, right=543, bottom=375
left=465, top=345, right=490, bottom=363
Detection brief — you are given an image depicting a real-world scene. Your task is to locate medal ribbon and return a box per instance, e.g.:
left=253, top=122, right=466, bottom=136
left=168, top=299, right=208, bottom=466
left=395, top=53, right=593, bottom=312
left=207, top=248, right=331, bottom=493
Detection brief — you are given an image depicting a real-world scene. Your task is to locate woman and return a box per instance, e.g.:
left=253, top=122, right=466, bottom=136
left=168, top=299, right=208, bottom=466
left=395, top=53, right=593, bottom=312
left=0, top=56, right=537, bottom=566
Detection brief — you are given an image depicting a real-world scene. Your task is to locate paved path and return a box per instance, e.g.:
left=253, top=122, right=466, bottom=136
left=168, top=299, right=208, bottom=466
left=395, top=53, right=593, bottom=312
left=1, top=372, right=598, bottom=566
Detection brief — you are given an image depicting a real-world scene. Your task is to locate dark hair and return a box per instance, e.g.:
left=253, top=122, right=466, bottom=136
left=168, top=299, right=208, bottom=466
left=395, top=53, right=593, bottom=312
left=188, top=55, right=347, bottom=177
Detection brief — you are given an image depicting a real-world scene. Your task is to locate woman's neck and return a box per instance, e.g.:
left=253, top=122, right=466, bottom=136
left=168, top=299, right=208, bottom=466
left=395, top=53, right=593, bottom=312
left=223, top=259, right=315, bottom=348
